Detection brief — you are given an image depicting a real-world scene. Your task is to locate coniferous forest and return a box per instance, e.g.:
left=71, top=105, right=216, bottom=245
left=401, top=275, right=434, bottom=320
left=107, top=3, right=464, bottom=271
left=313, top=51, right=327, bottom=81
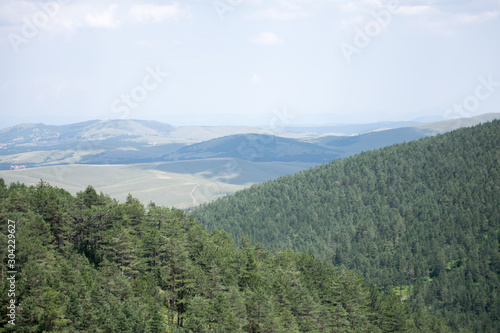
left=0, top=179, right=451, bottom=332
left=194, top=120, right=500, bottom=332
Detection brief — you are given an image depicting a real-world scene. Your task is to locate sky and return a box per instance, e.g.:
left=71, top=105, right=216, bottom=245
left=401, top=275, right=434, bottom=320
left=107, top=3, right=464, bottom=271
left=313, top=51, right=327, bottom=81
left=0, top=0, right=499, bottom=128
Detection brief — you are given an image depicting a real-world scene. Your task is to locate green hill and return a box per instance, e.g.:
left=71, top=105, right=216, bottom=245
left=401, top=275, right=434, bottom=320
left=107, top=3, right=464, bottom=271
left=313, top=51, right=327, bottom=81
left=193, top=120, right=500, bottom=332
left=0, top=180, right=450, bottom=332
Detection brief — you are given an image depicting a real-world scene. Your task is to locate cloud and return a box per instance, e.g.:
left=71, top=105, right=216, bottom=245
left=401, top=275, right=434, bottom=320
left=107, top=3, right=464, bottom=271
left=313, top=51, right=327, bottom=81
left=409, top=9, right=499, bottom=35
left=333, top=0, right=383, bottom=13
left=251, top=7, right=301, bottom=20
left=332, top=0, right=499, bottom=35
left=248, top=0, right=309, bottom=20
left=128, top=3, right=189, bottom=23
left=395, top=5, right=433, bottom=16
left=85, top=4, right=121, bottom=29
left=455, top=11, right=498, bottom=25
left=251, top=32, right=283, bottom=45
left=0, top=1, right=120, bottom=29
left=249, top=74, right=262, bottom=84
left=0, top=1, right=190, bottom=36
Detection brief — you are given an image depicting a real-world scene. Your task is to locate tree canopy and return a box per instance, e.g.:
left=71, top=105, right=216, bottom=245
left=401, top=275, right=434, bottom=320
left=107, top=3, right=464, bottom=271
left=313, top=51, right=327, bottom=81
left=0, top=179, right=450, bottom=332
left=194, top=120, right=500, bottom=332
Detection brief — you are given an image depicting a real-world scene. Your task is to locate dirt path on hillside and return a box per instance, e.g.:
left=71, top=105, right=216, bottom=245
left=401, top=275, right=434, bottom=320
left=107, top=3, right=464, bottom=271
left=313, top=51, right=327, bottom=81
left=190, top=184, right=201, bottom=205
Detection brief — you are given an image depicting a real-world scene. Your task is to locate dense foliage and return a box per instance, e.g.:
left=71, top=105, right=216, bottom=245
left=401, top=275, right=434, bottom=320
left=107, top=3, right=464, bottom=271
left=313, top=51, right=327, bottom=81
left=194, top=120, right=500, bottom=332
left=0, top=180, right=449, bottom=332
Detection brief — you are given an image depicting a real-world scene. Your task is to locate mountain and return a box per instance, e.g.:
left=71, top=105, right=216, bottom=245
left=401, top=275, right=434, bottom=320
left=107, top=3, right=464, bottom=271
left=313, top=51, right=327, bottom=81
left=310, top=127, right=432, bottom=158
left=416, top=112, right=500, bottom=133
left=284, top=113, right=499, bottom=136
left=2, top=114, right=498, bottom=169
left=284, top=120, right=425, bottom=135
left=0, top=180, right=450, bottom=332
left=193, top=119, right=500, bottom=331
left=0, top=119, right=173, bottom=146
left=1, top=114, right=497, bottom=208
left=0, top=120, right=301, bottom=168
left=163, top=134, right=340, bottom=163
left=0, top=119, right=272, bottom=148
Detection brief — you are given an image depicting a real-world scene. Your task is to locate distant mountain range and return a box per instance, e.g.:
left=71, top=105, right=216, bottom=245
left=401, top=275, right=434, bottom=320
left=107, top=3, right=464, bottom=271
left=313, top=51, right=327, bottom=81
left=284, top=120, right=424, bottom=135
left=1, top=113, right=498, bottom=170
left=0, top=113, right=498, bottom=207
left=163, top=134, right=339, bottom=163
left=0, top=119, right=263, bottom=146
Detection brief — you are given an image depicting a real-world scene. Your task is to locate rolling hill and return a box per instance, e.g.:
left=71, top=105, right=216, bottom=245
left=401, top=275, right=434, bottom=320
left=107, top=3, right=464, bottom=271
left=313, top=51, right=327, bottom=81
left=2, top=114, right=498, bottom=169
left=1, top=114, right=498, bottom=209
left=163, top=134, right=340, bottom=163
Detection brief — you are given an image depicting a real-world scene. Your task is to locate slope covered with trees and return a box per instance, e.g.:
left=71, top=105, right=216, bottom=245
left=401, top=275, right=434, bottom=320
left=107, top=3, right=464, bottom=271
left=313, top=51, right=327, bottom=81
left=0, top=180, right=449, bottom=332
left=194, top=120, right=500, bottom=332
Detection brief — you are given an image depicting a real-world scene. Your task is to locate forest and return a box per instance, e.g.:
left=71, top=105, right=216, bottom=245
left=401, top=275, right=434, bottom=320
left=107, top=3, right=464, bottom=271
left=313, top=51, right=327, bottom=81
left=194, top=120, right=500, bottom=332
left=0, top=179, right=451, bottom=332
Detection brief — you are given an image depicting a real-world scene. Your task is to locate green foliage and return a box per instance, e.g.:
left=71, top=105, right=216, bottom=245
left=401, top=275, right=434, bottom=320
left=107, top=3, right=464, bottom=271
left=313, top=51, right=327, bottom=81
left=0, top=178, right=449, bottom=332
left=194, top=120, right=500, bottom=332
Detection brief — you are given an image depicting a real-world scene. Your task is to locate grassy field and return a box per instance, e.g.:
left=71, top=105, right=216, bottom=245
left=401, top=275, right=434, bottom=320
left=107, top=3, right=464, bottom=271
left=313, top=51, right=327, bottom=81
left=0, top=159, right=315, bottom=208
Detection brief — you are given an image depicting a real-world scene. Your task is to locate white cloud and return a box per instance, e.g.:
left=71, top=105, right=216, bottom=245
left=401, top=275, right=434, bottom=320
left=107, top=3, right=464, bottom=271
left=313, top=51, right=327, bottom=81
left=363, top=0, right=382, bottom=9
left=456, top=11, right=499, bottom=25
left=249, top=74, right=262, bottom=84
left=128, top=3, right=189, bottom=23
left=0, top=1, right=190, bottom=37
left=338, top=2, right=359, bottom=13
left=248, top=0, right=310, bottom=20
left=251, top=32, right=283, bottom=45
left=251, top=7, right=302, bottom=20
left=395, top=5, right=433, bottom=16
left=409, top=9, right=499, bottom=35
left=333, top=0, right=383, bottom=13
left=85, top=4, right=121, bottom=29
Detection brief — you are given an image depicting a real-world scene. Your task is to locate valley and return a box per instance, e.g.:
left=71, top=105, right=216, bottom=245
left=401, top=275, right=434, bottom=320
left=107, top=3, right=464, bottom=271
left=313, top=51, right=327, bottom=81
left=1, top=113, right=497, bottom=207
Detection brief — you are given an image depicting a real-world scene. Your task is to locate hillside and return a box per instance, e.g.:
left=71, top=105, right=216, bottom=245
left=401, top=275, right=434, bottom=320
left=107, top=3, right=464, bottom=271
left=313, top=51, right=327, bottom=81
left=193, top=120, right=500, bottom=331
left=310, top=127, right=431, bottom=158
left=163, top=134, right=340, bottom=163
left=0, top=180, right=450, bottom=332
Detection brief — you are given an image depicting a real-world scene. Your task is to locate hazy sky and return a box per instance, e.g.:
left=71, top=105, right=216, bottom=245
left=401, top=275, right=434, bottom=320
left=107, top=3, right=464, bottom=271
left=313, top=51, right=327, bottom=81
left=1, top=0, right=499, bottom=128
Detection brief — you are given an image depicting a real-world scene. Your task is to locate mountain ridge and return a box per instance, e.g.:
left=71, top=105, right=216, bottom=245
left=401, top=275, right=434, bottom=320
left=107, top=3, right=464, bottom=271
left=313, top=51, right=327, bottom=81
left=2, top=113, right=498, bottom=169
